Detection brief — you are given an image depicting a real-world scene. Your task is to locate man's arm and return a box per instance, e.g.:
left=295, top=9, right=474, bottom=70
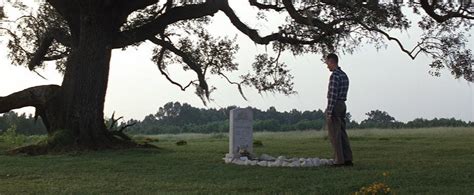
left=326, top=74, right=339, bottom=116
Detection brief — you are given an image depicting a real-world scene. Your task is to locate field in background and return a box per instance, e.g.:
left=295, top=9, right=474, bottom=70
left=0, top=127, right=473, bottom=194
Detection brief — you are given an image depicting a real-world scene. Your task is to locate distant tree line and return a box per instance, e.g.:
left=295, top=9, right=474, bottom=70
left=0, top=102, right=472, bottom=135
left=118, top=102, right=473, bottom=134
left=0, top=112, right=47, bottom=135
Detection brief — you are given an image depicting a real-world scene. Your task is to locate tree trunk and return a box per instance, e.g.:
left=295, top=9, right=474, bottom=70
left=42, top=6, right=130, bottom=151
left=2, top=3, right=149, bottom=154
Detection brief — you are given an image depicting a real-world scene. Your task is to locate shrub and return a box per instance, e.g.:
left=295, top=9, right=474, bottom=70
left=176, top=140, right=187, bottom=146
left=0, top=125, right=28, bottom=147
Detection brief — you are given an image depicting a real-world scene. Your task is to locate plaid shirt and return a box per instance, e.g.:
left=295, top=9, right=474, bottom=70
left=326, top=67, right=349, bottom=115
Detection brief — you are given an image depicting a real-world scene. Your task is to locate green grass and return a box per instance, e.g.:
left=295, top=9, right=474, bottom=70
left=0, top=127, right=473, bottom=194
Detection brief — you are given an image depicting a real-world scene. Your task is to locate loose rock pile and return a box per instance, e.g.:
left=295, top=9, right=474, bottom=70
left=224, top=154, right=334, bottom=167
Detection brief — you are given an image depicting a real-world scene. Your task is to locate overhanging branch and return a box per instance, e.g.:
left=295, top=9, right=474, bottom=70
left=29, top=34, right=54, bottom=70
left=359, top=23, right=425, bottom=60
left=220, top=2, right=334, bottom=45
left=0, top=85, right=60, bottom=114
left=148, top=36, right=209, bottom=98
left=28, top=28, right=71, bottom=70
left=281, top=0, right=333, bottom=31
left=121, top=0, right=160, bottom=13
left=420, top=0, right=474, bottom=23
left=248, top=0, right=285, bottom=11
left=218, top=72, right=248, bottom=101
left=114, top=1, right=222, bottom=48
left=154, top=47, right=195, bottom=91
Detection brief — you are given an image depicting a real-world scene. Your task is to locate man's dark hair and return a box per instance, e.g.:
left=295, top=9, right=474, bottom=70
left=326, top=53, right=339, bottom=64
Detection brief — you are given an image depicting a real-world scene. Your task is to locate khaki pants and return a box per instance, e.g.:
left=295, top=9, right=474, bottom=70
left=326, top=101, right=353, bottom=164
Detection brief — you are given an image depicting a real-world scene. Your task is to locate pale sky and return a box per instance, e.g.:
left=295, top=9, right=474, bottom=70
left=0, top=1, right=472, bottom=123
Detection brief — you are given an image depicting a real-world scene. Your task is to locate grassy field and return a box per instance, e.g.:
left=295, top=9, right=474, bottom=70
left=0, top=127, right=473, bottom=194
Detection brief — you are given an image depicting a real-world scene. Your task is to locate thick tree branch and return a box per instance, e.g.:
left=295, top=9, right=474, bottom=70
left=29, top=34, right=54, bottom=70
left=248, top=0, right=285, bottom=11
left=116, top=0, right=337, bottom=48
left=420, top=0, right=474, bottom=23
left=0, top=85, right=60, bottom=114
left=43, top=53, right=68, bottom=61
left=282, top=0, right=333, bottom=31
left=220, top=2, right=335, bottom=45
left=114, top=1, right=222, bottom=48
left=120, top=0, right=160, bottom=13
left=28, top=28, right=71, bottom=70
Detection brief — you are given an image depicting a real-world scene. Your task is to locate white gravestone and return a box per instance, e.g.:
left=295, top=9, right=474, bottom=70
left=228, top=108, right=253, bottom=158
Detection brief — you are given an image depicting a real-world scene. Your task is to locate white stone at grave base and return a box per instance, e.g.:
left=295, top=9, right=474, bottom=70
left=302, top=159, right=314, bottom=167
left=223, top=154, right=334, bottom=167
left=267, top=161, right=275, bottom=167
left=225, top=153, right=234, bottom=159
left=290, top=161, right=301, bottom=167
left=274, top=160, right=283, bottom=167
left=233, top=159, right=246, bottom=165
left=312, top=158, right=321, bottom=166
left=240, top=156, right=249, bottom=161
left=224, top=157, right=233, bottom=164
left=260, top=154, right=276, bottom=161
left=244, top=160, right=251, bottom=166
left=320, top=159, right=329, bottom=165
left=328, top=159, right=334, bottom=165
left=277, top=156, right=286, bottom=161
left=257, top=161, right=268, bottom=167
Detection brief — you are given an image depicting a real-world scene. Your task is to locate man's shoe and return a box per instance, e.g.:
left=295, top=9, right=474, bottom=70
left=344, top=161, right=353, bottom=166
left=332, top=163, right=345, bottom=167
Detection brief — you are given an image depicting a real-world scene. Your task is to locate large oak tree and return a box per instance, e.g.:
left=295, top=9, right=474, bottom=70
left=0, top=0, right=472, bottom=153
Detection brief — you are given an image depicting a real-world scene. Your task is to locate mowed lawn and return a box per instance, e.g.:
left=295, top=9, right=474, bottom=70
left=0, top=127, right=473, bottom=194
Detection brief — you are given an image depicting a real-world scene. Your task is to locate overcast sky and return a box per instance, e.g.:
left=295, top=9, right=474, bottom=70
left=0, top=1, right=472, bottom=123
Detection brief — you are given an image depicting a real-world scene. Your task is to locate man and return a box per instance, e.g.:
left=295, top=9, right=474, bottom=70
left=324, top=53, right=353, bottom=167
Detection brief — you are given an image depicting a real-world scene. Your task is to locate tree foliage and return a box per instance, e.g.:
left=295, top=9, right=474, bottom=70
left=1, top=0, right=472, bottom=101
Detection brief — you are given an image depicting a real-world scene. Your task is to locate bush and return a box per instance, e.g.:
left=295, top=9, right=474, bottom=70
left=0, top=125, right=28, bottom=146
left=176, top=140, right=187, bottom=146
